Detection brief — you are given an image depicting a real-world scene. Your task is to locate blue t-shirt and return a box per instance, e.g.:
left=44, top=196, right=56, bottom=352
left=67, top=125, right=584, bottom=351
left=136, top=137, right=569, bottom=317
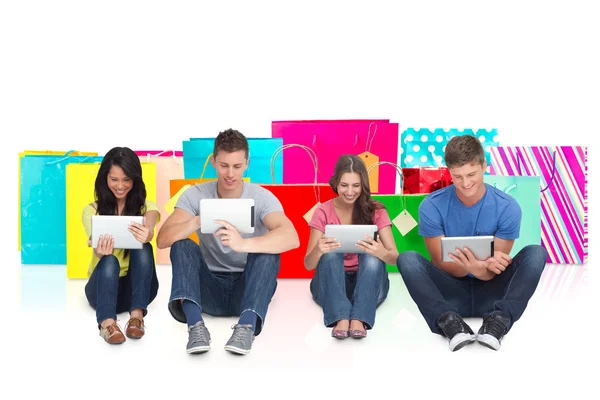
left=419, top=183, right=521, bottom=240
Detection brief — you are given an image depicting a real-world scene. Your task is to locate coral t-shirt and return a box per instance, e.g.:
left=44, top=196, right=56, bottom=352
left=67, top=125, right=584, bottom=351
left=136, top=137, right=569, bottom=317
left=308, top=199, right=392, bottom=272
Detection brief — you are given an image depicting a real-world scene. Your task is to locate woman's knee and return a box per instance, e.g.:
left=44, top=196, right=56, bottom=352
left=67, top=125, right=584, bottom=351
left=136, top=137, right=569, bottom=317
left=359, top=253, right=385, bottom=272
left=130, top=242, right=155, bottom=267
left=317, top=252, right=344, bottom=269
left=95, top=255, right=120, bottom=279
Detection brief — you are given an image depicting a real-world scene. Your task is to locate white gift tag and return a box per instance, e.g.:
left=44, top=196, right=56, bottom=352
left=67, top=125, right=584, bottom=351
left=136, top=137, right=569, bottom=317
left=392, top=209, right=418, bottom=236
left=303, top=202, right=320, bottom=223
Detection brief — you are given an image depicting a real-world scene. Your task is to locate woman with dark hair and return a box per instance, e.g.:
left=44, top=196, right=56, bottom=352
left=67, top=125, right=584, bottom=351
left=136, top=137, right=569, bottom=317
left=83, top=147, right=160, bottom=345
left=304, top=154, right=398, bottom=339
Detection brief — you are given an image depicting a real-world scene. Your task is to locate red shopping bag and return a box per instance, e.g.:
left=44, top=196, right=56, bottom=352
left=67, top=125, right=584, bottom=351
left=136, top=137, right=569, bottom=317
left=261, top=144, right=336, bottom=278
left=402, top=167, right=453, bottom=194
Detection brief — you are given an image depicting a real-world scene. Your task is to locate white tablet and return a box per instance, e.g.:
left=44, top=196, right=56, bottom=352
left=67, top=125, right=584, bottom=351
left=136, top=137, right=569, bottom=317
left=91, top=215, right=144, bottom=249
left=441, top=236, right=494, bottom=262
left=324, top=225, right=379, bottom=254
left=200, top=198, right=255, bottom=234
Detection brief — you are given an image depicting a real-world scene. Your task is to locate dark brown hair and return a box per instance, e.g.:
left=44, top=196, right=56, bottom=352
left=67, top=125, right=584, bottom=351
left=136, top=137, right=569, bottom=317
left=444, top=134, right=485, bottom=168
left=329, top=154, right=384, bottom=225
left=213, top=128, right=249, bottom=159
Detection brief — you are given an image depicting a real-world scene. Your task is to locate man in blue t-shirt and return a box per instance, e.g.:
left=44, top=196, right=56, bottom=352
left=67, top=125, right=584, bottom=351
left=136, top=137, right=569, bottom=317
left=396, top=135, right=548, bottom=352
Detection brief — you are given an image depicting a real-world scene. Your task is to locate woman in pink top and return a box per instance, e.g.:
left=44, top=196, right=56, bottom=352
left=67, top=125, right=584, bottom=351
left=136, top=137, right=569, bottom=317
left=304, top=155, right=398, bottom=339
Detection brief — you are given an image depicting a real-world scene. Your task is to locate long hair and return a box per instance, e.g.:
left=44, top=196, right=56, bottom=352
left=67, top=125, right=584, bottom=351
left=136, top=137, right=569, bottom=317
left=328, top=154, right=384, bottom=225
left=95, top=147, right=146, bottom=216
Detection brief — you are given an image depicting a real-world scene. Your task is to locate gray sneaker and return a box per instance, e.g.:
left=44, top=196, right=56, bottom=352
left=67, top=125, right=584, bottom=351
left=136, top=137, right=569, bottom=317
left=187, top=321, right=211, bottom=354
left=224, top=324, right=255, bottom=355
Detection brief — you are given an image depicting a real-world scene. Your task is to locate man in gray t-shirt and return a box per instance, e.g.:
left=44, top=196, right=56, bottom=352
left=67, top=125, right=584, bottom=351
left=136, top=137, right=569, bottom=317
left=157, top=129, right=299, bottom=356
left=176, top=180, right=284, bottom=274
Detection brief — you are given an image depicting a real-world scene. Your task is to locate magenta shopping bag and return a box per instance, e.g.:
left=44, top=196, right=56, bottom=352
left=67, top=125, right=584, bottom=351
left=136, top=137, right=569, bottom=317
left=271, top=120, right=399, bottom=194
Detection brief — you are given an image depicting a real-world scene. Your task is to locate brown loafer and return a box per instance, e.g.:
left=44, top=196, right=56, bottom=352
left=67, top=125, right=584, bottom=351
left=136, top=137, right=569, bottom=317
left=125, top=317, right=145, bottom=339
left=100, top=322, right=126, bottom=344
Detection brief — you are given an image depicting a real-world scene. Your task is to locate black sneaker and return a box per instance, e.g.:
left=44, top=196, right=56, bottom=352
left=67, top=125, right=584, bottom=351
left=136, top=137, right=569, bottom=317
left=437, top=311, right=476, bottom=352
left=476, top=311, right=510, bottom=351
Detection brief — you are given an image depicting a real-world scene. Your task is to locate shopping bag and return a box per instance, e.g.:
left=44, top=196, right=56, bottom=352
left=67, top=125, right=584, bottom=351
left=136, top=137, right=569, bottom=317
left=18, top=150, right=98, bottom=250
left=490, top=146, right=588, bottom=264
left=401, top=128, right=498, bottom=173
left=65, top=162, right=157, bottom=279
left=402, top=167, right=453, bottom=194
left=20, top=154, right=103, bottom=264
left=271, top=120, right=399, bottom=193
left=483, top=175, right=543, bottom=257
left=368, top=162, right=429, bottom=272
left=183, top=137, right=283, bottom=183
left=261, top=144, right=337, bottom=278
left=135, top=151, right=184, bottom=264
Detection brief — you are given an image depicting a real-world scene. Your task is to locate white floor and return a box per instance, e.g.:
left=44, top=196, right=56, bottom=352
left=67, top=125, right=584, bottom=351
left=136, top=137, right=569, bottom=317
left=6, top=256, right=595, bottom=398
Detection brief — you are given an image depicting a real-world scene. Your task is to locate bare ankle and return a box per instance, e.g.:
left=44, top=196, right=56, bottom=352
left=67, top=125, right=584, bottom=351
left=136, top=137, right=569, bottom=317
left=335, top=320, right=350, bottom=329
left=100, top=318, right=116, bottom=329
left=130, top=309, right=144, bottom=320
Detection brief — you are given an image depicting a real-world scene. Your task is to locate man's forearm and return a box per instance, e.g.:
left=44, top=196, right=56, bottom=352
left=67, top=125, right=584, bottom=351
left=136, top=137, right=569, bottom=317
left=241, top=226, right=299, bottom=254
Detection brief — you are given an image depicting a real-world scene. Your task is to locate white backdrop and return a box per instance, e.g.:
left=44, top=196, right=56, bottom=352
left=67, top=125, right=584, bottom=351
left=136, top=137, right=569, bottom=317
left=1, top=0, right=597, bottom=397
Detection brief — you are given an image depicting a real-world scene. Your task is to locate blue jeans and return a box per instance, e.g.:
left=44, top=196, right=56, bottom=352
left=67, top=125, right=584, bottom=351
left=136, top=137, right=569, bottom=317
left=396, top=244, right=548, bottom=335
left=167, top=239, right=280, bottom=336
left=310, top=253, right=389, bottom=329
left=85, top=243, right=159, bottom=325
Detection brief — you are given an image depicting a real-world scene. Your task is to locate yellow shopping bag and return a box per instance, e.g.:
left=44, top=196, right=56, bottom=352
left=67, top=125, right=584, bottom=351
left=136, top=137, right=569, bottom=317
left=65, top=162, right=157, bottom=279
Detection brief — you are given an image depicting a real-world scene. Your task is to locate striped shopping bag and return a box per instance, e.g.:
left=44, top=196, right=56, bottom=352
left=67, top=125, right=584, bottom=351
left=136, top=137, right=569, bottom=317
left=490, top=146, right=588, bottom=264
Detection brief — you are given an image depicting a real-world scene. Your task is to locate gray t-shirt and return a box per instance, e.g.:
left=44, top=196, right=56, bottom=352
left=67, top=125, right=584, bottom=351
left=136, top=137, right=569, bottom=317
left=175, top=181, right=283, bottom=273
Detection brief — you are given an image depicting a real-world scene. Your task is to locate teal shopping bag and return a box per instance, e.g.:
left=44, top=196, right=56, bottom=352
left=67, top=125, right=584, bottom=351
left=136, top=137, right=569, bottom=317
left=401, top=128, right=498, bottom=174
left=20, top=154, right=104, bottom=264
left=483, top=175, right=542, bottom=256
left=183, top=138, right=283, bottom=183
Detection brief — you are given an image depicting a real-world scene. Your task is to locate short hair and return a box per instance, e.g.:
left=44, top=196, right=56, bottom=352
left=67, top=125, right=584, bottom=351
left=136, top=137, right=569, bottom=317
left=213, top=129, right=249, bottom=159
left=444, top=134, right=485, bottom=168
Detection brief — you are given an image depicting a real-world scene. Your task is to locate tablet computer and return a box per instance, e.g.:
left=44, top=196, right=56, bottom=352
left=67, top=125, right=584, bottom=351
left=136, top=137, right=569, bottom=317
left=441, top=236, right=494, bottom=262
left=91, top=215, right=144, bottom=249
left=200, top=198, right=255, bottom=234
left=324, top=224, right=378, bottom=254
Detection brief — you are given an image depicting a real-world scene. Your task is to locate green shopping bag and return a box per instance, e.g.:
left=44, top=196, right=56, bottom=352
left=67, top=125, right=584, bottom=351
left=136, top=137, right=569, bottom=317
left=369, top=162, right=429, bottom=272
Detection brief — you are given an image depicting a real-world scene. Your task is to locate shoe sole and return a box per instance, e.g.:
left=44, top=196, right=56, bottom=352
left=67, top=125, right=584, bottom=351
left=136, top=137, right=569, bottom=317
left=349, top=334, right=367, bottom=339
left=224, top=345, right=251, bottom=355
left=449, top=333, right=476, bottom=352
left=476, top=334, right=500, bottom=351
left=187, top=344, right=211, bottom=354
left=126, top=334, right=143, bottom=339
left=332, top=335, right=349, bottom=339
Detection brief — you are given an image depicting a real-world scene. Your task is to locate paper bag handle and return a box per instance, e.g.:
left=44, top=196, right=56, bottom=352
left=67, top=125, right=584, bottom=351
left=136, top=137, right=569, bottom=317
left=270, top=144, right=321, bottom=203
left=516, top=148, right=557, bottom=193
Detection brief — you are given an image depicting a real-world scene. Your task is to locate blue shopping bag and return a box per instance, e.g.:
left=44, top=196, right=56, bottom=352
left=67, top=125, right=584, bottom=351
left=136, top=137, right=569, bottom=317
left=183, top=138, right=283, bottom=183
left=20, top=154, right=104, bottom=264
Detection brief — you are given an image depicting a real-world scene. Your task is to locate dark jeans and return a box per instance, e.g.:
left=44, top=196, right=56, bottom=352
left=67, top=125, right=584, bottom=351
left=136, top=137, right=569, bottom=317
left=396, top=244, right=548, bottom=335
left=168, top=239, right=280, bottom=336
left=85, top=243, right=159, bottom=325
left=310, top=252, right=389, bottom=329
